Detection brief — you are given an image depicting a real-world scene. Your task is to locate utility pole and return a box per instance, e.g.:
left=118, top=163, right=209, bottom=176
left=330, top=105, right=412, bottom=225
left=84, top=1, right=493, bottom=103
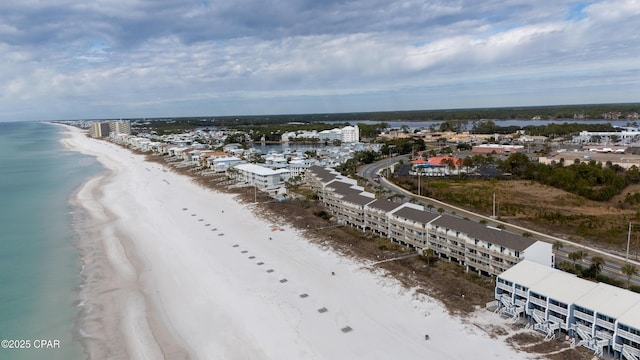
left=492, top=193, right=496, bottom=218
left=627, top=222, right=632, bottom=262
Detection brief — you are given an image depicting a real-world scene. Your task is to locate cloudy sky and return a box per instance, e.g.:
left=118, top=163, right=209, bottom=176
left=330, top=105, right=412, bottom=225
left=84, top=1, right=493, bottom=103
left=1, top=0, right=638, bottom=121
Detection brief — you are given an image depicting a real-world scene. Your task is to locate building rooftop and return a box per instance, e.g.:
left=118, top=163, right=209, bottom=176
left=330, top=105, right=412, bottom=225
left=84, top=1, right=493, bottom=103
left=431, top=215, right=537, bottom=252
left=393, top=206, right=440, bottom=224
left=529, top=271, right=598, bottom=306
left=365, top=199, right=403, bottom=212
left=497, top=260, right=557, bottom=289
left=574, top=283, right=640, bottom=320
left=307, top=165, right=337, bottom=183
left=234, top=163, right=281, bottom=176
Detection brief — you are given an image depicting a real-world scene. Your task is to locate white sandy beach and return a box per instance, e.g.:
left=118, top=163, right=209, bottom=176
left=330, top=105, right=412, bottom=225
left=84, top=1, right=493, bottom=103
left=59, top=125, right=534, bottom=359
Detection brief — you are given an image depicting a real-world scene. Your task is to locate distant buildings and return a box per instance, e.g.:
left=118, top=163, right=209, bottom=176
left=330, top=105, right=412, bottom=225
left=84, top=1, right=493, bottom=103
left=471, top=144, right=524, bottom=154
left=283, top=125, right=360, bottom=144
left=411, top=157, right=464, bottom=176
left=89, top=120, right=131, bottom=138
left=110, top=120, right=131, bottom=136
left=89, top=122, right=110, bottom=138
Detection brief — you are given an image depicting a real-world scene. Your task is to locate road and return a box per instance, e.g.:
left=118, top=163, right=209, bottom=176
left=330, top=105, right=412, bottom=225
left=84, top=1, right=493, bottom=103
left=357, top=156, right=640, bottom=286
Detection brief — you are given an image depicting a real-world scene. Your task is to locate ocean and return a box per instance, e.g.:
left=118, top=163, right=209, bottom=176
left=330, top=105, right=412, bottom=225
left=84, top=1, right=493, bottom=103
left=0, top=122, right=102, bottom=360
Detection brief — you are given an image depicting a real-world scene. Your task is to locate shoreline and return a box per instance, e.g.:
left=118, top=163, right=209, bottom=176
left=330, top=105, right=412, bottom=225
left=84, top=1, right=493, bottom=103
left=58, top=124, right=533, bottom=359
left=59, top=126, right=187, bottom=359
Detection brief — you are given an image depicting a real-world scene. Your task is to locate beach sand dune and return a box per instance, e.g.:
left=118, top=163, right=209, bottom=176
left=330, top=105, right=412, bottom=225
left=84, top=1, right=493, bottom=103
left=61, top=126, right=532, bottom=359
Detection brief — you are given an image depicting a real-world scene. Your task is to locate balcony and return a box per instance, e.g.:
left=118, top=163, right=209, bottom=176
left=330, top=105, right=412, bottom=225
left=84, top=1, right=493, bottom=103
left=617, top=328, right=640, bottom=344
left=595, top=329, right=613, bottom=340
left=547, top=303, right=567, bottom=316
left=515, top=288, right=527, bottom=297
left=573, top=310, right=593, bottom=323
left=529, top=297, right=546, bottom=307
left=548, top=314, right=566, bottom=327
left=595, top=318, right=615, bottom=331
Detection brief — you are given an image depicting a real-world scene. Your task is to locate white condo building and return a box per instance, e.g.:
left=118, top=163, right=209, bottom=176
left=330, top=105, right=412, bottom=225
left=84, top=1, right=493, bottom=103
left=318, top=125, right=360, bottom=143
left=341, top=125, right=360, bottom=143
left=496, top=260, right=640, bottom=359
left=228, top=163, right=291, bottom=194
left=109, top=120, right=131, bottom=135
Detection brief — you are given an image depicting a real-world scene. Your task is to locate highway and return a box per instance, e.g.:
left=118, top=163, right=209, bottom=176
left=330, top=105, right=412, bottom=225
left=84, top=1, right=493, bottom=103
left=357, top=156, right=640, bottom=287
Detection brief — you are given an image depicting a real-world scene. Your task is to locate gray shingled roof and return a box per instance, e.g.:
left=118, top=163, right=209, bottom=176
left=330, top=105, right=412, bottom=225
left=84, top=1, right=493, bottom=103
left=393, top=206, right=440, bottom=223
left=326, top=180, right=359, bottom=195
left=366, top=199, right=403, bottom=212
left=324, top=181, right=375, bottom=206
left=308, top=165, right=336, bottom=182
left=341, top=192, right=376, bottom=206
left=432, top=215, right=536, bottom=251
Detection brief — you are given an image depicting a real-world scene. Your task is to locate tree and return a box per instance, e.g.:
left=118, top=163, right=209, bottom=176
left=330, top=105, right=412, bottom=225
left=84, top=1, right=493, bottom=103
left=622, top=263, right=638, bottom=288
left=437, top=207, right=445, bottom=215
left=553, top=240, right=564, bottom=252
left=589, top=256, right=605, bottom=278
left=423, top=248, right=436, bottom=266
left=568, top=251, right=585, bottom=270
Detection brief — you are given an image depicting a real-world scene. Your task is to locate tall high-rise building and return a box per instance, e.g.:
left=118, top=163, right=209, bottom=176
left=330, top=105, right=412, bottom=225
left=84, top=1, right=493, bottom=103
left=109, top=120, right=131, bottom=135
left=89, top=122, right=111, bottom=138
left=341, top=125, right=360, bottom=143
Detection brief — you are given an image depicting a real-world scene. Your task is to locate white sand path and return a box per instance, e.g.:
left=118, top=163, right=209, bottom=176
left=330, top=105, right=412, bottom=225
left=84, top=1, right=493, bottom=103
left=60, top=125, right=534, bottom=359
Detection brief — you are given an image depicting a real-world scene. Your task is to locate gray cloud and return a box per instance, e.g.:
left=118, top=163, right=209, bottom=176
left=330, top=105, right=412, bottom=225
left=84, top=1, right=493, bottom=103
left=0, top=0, right=638, bottom=121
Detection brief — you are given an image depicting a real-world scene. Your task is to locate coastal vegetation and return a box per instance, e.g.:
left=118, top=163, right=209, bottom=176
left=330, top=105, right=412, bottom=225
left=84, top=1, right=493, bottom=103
left=497, top=152, right=638, bottom=201
left=127, top=103, right=639, bottom=135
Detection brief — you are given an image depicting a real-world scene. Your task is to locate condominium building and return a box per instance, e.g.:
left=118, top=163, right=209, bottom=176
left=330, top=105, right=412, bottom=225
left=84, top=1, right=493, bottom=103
left=387, top=203, right=439, bottom=248
left=109, top=120, right=131, bottom=135
left=89, top=121, right=111, bottom=138
left=228, top=163, right=291, bottom=193
left=496, top=260, right=640, bottom=359
left=364, top=199, right=404, bottom=236
left=306, top=165, right=553, bottom=277
left=341, top=125, right=360, bottom=143
left=427, top=215, right=552, bottom=275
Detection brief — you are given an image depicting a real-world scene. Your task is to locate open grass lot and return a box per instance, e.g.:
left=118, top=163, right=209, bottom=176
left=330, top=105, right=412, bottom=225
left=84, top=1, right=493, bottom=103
left=396, top=175, right=640, bottom=256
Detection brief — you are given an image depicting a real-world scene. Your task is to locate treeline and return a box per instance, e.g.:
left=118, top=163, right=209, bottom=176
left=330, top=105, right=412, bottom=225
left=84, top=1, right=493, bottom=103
left=130, top=103, right=639, bottom=130
left=498, top=153, right=640, bottom=201
left=471, top=120, right=617, bottom=135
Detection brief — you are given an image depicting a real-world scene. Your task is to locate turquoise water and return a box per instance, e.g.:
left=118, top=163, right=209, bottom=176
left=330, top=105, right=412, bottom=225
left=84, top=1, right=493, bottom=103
left=0, top=122, right=101, bottom=360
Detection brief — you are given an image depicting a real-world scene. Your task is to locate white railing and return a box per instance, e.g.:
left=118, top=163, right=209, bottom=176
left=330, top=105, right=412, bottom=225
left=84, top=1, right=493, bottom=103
left=548, top=315, right=565, bottom=327
left=515, top=288, right=527, bottom=297
left=622, top=344, right=640, bottom=360
left=529, top=297, right=546, bottom=307
left=595, top=329, right=613, bottom=340
left=573, top=310, right=593, bottom=322
left=618, top=328, right=640, bottom=344
left=595, top=317, right=615, bottom=331
left=548, top=303, right=567, bottom=315
left=575, top=324, right=592, bottom=341
left=532, top=310, right=545, bottom=324
left=499, top=295, right=513, bottom=308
